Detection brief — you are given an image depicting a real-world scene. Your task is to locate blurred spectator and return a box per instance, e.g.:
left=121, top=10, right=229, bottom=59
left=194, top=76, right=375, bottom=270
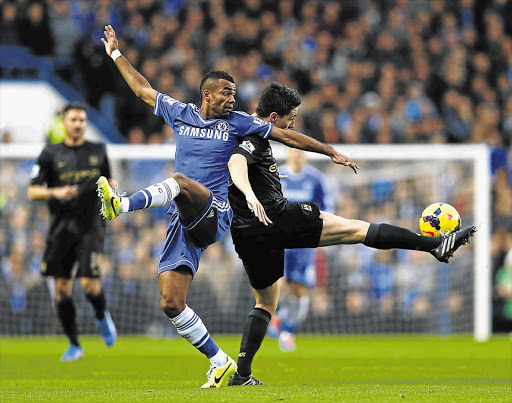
left=18, top=2, right=54, bottom=56
left=0, top=2, right=21, bottom=45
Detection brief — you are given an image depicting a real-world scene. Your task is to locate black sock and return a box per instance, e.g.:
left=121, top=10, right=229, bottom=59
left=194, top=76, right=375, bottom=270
left=237, top=308, right=271, bottom=378
left=364, top=223, right=441, bottom=252
left=85, top=290, right=106, bottom=321
left=57, top=297, right=80, bottom=346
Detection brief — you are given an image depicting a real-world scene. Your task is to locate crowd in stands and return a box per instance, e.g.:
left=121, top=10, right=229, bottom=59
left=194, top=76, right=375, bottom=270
left=1, top=0, right=511, bottom=333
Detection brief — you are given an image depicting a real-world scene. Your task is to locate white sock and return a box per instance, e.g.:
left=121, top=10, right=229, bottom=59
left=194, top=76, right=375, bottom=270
left=124, top=177, right=180, bottom=212
left=170, top=305, right=224, bottom=363
left=209, top=349, right=228, bottom=367
left=119, top=198, right=130, bottom=213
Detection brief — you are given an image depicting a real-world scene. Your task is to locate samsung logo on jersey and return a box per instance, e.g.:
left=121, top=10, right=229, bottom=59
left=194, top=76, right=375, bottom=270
left=177, top=126, right=229, bottom=141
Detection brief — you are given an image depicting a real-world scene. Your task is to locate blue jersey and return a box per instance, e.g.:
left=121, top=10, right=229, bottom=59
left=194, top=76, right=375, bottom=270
left=154, top=92, right=273, bottom=211
left=279, top=164, right=333, bottom=213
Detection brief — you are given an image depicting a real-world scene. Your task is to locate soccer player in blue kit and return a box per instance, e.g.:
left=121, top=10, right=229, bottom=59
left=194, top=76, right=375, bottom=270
left=98, top=25, right=358, bottom=388
left=268, top=148, right=334, bottom=352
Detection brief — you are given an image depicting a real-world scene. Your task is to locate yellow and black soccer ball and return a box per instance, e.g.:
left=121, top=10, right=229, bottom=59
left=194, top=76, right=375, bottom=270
left=419, top=202, right=461, bottom=237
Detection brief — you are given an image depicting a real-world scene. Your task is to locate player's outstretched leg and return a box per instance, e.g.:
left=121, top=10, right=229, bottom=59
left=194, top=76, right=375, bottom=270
left=60, top=344, right=84, bottom=362
left=97, top=176, right=122, bottom=220
left=96, top=176, right=180, bottom=220
left=430, top=225, right=477, bottom=263
left=95, top=311, right=117, bottom=347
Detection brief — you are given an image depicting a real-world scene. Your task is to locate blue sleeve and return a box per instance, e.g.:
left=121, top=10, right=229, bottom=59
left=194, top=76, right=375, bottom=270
left=153, top=92, right=186, bottom=127
left=231, top=112, right=273, bottom=139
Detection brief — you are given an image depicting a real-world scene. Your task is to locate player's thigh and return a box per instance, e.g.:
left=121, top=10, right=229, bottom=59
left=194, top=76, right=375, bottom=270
left=174, top=173, right=212, bottom=225
left=42, top=236, right=77, bottom=279
left=80, top=277, right=101, bottom=294
left=76, top=232, right=104, bottom=279
left=158, top=213, right=204, bottom=277
left=184, top=195, right=232, bottom=248
left=318, top=211, right=370, bottom=246
left=253, top=282, right=280, bottom=314
left=277, top=202, right=323, bottom=249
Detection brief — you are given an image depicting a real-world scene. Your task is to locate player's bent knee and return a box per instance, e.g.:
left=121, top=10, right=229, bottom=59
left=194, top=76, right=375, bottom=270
left=160, top=296, right=185, bottom=319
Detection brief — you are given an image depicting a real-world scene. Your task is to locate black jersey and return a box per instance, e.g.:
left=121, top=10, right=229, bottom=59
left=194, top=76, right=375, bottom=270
left=229, top=135, right=287, bottom=228
left=30, top=141, right=111, bottom=237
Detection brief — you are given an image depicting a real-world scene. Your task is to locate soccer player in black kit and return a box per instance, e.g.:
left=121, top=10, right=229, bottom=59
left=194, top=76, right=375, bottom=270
left=28, top=103, right=117, bottom=361
left=226, top=83, right=476, bottom=385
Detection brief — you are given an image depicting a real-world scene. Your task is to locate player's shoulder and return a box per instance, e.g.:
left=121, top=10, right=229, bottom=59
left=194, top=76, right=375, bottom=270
left=157, top=92, right=187, bottom=108
left=230, top=111, right=267, bottom=126
left=41, top=142, right=63, bottom=157
left=303, top=165, right=325, bottom=178
left=83, top=140, right=107, bottom=151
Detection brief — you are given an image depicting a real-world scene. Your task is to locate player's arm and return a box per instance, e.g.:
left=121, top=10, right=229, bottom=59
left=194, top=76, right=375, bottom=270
left=27, top=185, right=78, bottom=201
left=228, top=154, right=272, bottom=226
left=270, top=126, right=359, bottom=174
left=101, top=25, right=157, bottom=108
left=27, top=148, right=78, bottom=201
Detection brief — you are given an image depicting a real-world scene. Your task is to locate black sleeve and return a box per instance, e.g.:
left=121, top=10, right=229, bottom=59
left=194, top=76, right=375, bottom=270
left=100, top=144, right=112, bottom=178
left=30, top=146, right=52, bottom=186
left=231, top=135, right=264, bottom=165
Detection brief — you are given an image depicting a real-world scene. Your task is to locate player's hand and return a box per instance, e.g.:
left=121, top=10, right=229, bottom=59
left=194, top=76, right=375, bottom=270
left=101, top=25, right=119, bottom=57
left=108, top=178, right=119, bottom=190
left=52, top=185, right=78, bottom=200
left=331, top=151, right=359, bottom=174
left=246, top=194, right=272, bottom=226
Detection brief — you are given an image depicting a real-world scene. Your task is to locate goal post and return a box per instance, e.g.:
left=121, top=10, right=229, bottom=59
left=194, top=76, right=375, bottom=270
left=0, top=143, right=491, bottom=340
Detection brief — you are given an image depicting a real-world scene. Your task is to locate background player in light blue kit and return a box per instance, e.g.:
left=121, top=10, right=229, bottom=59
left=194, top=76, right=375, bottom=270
left=98, top=25, right=358, bottom=389
left=268, top=148, right=333, bottom=351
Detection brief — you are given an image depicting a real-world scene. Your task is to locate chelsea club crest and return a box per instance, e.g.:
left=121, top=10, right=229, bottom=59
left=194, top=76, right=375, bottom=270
left=215, top=120, right=229, bottom=132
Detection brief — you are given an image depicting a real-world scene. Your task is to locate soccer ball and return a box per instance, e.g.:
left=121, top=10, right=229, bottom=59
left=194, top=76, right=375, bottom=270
left=419, top=202, right=461, bottom=237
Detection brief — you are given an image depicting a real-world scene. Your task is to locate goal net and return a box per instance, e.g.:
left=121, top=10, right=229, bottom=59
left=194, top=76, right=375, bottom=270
left=0, top=143, right=491, bottom=340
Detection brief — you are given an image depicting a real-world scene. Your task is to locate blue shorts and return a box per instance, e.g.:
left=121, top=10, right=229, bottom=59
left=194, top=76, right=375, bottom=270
left=158, top=193, right=232, bottom=276
left=284, top=248, right=316, bottom=288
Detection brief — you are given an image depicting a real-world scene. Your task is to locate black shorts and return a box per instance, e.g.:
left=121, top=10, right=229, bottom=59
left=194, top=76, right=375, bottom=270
left=41, top=230, right=104, bottom=279
left=230, top=201, right=323, bottom=290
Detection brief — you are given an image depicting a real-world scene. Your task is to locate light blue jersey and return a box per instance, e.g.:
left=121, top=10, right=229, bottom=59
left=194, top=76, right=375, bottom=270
left=154, top=92, right=273, bottom=211
left=280, top=164, right=333, bottom=212
left=280, top=164, right=332, bottom=287
left=153, top=92, right=272, bottom=276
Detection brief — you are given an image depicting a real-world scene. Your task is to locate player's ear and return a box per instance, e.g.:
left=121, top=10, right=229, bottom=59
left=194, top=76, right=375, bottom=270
left=203, top=89, right=210, bottom=100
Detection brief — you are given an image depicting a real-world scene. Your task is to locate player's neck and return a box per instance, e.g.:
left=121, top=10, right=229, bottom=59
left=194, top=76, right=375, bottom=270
left=200, top=105, right=223, bottom=120
left=64, top=136, right=84, bottom=147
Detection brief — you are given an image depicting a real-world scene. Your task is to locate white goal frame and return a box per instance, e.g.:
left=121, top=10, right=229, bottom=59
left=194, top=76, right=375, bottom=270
left=1, top=143, right=492, bottom=341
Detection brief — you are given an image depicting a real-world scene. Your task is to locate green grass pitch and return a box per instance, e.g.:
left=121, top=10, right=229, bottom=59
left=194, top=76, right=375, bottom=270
left=1, top=335, right=510, bottom=402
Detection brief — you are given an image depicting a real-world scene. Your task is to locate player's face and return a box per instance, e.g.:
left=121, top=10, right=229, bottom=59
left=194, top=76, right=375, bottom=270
left=208, top=79, right=236, bottom=118
left=287, top=148, right=307, bottom=172
left=62, top=109, right=87, bottom=140
left=274, top=107, right=299, bottom=130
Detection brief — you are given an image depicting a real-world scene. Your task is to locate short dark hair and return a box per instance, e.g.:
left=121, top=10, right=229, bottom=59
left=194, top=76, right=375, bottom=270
left=255, top=82, right=301, bottom=117
left=199, top=70, right=235, bottom=95
left=62, top=102, right=87, bottom=116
